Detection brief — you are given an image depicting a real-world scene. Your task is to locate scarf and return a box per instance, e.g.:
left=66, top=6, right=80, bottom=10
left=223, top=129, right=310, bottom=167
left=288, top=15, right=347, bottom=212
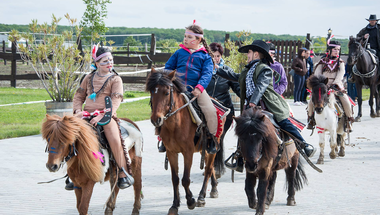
left=213, top=58, right=225, bottom=74
left=366, top=23, right=378, bottom=30
left=246, top=61, right=259, bottom=100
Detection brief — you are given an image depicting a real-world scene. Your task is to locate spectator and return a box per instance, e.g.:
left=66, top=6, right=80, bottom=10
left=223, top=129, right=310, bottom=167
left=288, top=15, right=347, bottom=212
left=291, top=47, right=308, bottom=105
left=267, top=42, right=288, bottom=95
left=301, top=49, right=314, bottom=104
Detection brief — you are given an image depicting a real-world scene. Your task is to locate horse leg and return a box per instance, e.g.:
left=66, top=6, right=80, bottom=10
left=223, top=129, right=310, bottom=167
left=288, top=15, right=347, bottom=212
left=355, top=84, right=363, bottom=122
left=105, top=166, right=120, bottom=215
left=284, top=156, right=298, bottom=206
left=130, top=149, right=142, bottom=215
left=369, top=85, right=376, bottom=118
left=181, top=151, right=196, bottom=210
left=167, top=151, right=180, bottom=215
left=245, top=172, right=257, bottom=210
left=265, top=171, right=277, bottom=209
left=210, top=169, right=219, bottom=198
left=329, top=129, right=338, bottom=159
left=76, top=180, right=96, bottom=215
left=197, top=153, right=217, bottom=207
left=317, top=132, right=325, bottom=164
left=337, top=134, right=346, bottom=157
left=256, top=175, right=269, bottom=215
left=376, top=84, right=380, bottom=117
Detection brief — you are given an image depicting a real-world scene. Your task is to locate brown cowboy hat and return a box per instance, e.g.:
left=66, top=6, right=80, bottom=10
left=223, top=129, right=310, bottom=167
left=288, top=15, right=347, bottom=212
left=366, top=14, right=380, bottom=21
left=238, top=40, right=274, bottom=64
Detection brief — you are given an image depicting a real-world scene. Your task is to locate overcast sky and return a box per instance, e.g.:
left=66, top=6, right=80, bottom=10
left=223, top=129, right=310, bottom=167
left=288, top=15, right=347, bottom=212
left=1, top=0, right=379, bottom=39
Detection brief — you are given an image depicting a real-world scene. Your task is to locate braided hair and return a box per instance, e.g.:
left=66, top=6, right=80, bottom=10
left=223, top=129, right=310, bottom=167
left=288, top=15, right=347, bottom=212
left=185, top=24, right=216, bottom=67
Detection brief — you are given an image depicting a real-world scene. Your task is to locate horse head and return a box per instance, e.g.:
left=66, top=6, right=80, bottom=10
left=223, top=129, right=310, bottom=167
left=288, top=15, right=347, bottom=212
left=347, top=36, right=363, bottom=65
left=41, top=115, right=82, bottom=172
left=307, top=75, right=330, bottom=114
left=234, top=108, right=277, bottom=174
left=146, top=68, right=186, bottom=127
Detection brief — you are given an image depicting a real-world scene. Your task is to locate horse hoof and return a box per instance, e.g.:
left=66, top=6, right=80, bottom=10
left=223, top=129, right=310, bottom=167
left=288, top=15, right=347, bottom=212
left=168, top=207, right=178, bottom=215
left=196, top=197, right=205, bottom=207
left=338, top=149, right=345, bottom=157
left=105, top=207, right=113, bottom=215
left=316, top=158, right=324, bottom=164
left=131, top=207, right=140, bottom=215
left=371, top=113, right=376, bottom=118
left=335, top=147, right=338, bottom=152
left=329, top=152, right=337, bottom=159
left=210, top=190, right=219, bottom=198
left=287, top=199, right=297, bottom=206
left=187, top=198, right=196, bottom=210
left=354, top=117, right=361, bottom=122
left=265, top=203, right=270, bottom=209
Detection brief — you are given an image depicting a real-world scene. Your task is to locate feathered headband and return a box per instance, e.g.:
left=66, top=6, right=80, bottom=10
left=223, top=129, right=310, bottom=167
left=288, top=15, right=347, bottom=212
left=185, top=20, right=203, bottom=38
left=327, top=35, right=341, bottom=48
left=92, top=44, right=111, bottom=61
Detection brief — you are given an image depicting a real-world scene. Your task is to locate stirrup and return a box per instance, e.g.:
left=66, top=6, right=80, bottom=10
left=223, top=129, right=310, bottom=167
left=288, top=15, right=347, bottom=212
left=225, top=152, right=238, bottom=170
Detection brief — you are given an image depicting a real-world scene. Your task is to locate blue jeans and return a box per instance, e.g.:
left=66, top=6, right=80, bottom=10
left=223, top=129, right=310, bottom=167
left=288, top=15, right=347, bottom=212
left=293, top=74, right=305, bottom=102
left=346, top=76, right=357, bottom=100
left=277, top=118, right=306, bottom=143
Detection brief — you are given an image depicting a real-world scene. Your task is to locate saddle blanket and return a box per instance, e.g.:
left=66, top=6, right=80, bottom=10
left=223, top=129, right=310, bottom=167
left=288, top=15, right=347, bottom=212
left=120, top=120, right=143, bottom=158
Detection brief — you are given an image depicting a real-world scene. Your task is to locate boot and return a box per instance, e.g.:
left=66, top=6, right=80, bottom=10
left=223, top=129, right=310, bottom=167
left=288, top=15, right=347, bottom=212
left=348, top=74, right=355, bottom=83
left=117, top=167, right=134, bottom=189
left=304, top=142, right=317, bottom=158
left=207, top=135, right=218, bottom=154
left=347, top=117, right=354, bottom=133
left=158, top=142, right=166, bottom=153
left=236, top=156, right=244, bottom=173
left=65, top=177, right=74, bottom=191
left=307, top=115, right=316, bottom=130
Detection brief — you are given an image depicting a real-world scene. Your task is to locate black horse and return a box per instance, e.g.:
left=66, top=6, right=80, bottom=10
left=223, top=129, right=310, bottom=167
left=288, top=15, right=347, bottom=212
left=234, top=108, right=307, bottom=215
left=347, top=36, right=380, bottom=121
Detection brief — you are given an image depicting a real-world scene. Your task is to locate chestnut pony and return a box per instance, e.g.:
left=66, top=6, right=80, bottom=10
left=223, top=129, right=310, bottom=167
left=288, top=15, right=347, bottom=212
left=146, top=69, right=224, bottom=215
left=234, top=108, right=307, bottom=215
left=42, top=114, right=142, bottom=215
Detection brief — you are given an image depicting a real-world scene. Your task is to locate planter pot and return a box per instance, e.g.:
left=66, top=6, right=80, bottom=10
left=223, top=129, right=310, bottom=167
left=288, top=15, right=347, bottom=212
left=45, top=101, right=73, bottom=117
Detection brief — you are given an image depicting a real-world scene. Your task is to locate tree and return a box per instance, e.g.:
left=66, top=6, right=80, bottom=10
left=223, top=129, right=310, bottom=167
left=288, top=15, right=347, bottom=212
left=80, top=0, right=111, bottom=44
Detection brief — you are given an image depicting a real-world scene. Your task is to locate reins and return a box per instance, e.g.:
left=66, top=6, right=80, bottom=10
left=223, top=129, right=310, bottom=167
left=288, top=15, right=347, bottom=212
left=352, top=40, right=377, bottom=78
left=163, top=85, right=197, bottom=120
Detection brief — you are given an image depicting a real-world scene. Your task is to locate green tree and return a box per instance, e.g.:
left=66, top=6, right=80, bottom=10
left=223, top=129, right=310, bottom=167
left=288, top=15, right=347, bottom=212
left=122, top=36, right=142, bottom=52
left=80, top=0, right=111, bottom=44
left=156, top=39, right=179, bottom=53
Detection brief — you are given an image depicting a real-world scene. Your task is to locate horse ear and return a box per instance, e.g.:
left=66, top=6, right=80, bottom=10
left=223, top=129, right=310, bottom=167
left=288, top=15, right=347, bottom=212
left=324, top=77, right=329, bottom=85
left=168, top=70, right=177, bottom=80
left=260, top=114, right=266, bottom=121
left=151, top=67, right=156, bottom=73
left=306, top=75, right=313, bottom=90
left=349, top=36, right=353, bottom=40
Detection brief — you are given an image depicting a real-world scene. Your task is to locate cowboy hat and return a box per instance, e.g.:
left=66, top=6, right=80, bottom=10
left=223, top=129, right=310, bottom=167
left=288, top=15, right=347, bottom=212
left=366, top=14, right=380, bottom=21
left=238, top=40, right=274, bottom=64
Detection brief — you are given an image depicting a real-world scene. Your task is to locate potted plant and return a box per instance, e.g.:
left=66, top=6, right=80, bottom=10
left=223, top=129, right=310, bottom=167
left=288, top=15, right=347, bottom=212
left=8, top=14, right=92, bottom=116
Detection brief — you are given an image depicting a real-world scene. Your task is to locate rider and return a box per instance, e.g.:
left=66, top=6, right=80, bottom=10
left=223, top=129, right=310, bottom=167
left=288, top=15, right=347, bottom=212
left=307, top=40, right=354, bottom=132
left=163, top=21, right=226, bottom=154
left=216, top=40, right=317, bottom=161
left=267, top=42, right=288, bottom=95
left=357, top=14, right=380, bottom=60
left=70, top=46, right=134, bottom=190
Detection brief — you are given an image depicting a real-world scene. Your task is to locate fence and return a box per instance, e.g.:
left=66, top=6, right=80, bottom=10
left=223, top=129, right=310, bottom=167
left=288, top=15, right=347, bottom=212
left=0, top=34, right=172, bottom=87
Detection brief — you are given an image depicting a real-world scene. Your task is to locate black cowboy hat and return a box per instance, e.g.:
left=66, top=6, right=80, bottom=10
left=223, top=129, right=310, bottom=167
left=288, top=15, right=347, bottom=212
left=366, top=14, right=380, bottom=21
left=238, top=40, right=274, bottom=64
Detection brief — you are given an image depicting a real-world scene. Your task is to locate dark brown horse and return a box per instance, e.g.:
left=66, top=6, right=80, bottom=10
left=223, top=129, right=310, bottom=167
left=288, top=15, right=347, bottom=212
left=42, top=114, right=142, bottom=215
left=347, top=36, right=380, bottom=121
left=146, top=69, right=224, bottom=215
left=234, top=108, right=307, bottom=215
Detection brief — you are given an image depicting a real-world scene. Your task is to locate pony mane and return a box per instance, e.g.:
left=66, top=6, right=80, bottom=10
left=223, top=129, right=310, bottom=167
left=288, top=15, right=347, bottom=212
left=146, top=70, right=187, bottom=93
left=235, top=108, right=277, bottom=158
left=307, top=74, right=327, bottom=90
left=42, top=115, right=104, bottom=182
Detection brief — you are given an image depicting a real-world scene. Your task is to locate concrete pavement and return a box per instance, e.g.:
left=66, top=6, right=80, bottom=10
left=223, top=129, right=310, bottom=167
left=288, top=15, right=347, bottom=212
left=1, top=100, right=380, bottom=215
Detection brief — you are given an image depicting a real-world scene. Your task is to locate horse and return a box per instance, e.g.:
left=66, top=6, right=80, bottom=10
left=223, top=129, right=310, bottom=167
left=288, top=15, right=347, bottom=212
left=42, top=114, right=142, bottom=215
left=307, top=74, right=346, bottom=164
left=347, top=36, right=380, bottom=121
left=146, top=69, right=224, bottom=215
left=234, top=107, right=307, bottom=215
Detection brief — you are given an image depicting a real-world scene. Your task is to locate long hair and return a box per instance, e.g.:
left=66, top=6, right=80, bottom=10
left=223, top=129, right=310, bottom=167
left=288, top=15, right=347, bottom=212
left=42, top=115, right=104, bottom=182
left=186, top=24, right=215, bottom=67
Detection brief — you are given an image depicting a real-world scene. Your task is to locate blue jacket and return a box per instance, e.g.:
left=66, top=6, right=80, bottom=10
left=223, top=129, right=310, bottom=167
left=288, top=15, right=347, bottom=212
left=165, top=44, right=213, bottom=92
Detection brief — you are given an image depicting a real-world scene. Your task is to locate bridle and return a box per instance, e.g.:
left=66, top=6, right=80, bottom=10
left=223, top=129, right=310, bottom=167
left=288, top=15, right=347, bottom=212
left=45, top=139, right=78, bottom=163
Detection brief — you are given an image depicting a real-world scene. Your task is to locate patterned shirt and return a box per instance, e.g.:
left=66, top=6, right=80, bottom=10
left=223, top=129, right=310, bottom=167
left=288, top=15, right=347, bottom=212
left=245, top=61, right=258, bottom=102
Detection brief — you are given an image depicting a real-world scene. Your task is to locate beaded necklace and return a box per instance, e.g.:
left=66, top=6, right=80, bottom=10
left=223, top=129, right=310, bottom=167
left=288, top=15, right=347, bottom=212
left=88, top=72, right=114, bottom=102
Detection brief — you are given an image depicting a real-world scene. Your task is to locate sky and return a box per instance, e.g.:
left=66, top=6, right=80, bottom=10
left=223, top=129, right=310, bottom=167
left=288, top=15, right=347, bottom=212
left=1, top=0, right=379, bottom=39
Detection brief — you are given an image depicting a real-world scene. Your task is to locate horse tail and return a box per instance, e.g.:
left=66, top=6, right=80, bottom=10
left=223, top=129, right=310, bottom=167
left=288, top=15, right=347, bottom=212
left=293, top=162, right=308, bottom=191
left=214, top=133, right=226, bottom=176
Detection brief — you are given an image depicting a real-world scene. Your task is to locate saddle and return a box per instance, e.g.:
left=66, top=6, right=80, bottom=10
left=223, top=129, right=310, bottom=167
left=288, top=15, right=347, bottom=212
left=366, top=49, right=378, bottom=64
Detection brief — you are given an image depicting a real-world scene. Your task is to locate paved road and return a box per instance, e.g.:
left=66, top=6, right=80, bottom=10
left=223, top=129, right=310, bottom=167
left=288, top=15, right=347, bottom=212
left=1, top=100, right=380, bottom=215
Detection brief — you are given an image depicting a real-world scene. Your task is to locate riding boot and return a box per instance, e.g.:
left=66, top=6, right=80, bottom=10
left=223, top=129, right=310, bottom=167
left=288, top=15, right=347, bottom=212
left=65, top=177, right=74, bottom=191
left=158, top=142, right=166, bottom=152
left=236, top=156, right=244, bottom=173
left=117, top=167, right=134, bottom=189
left=303, top=142, right=317, bottom=158
left=348, top=74, right=355, bottom=83
left=207, top=135, right=219, bottom=154
left=347, top=117, right=354, bottom=133
left=307, top=114, right=316, bottom=130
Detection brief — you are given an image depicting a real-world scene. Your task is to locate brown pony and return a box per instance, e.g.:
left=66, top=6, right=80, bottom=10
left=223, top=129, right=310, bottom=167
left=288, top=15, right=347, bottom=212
left=42, top=114, right=142, bottom=215
left=234, top=108, right=307, bottom=215
left=146, top=69, right=224, bottom=215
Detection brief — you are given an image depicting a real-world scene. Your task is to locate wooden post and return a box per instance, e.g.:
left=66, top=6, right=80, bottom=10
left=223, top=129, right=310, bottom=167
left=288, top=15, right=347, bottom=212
left=127, top=43, right=130, bottom=66
left=2, top=40, right=6, bottom=65
left=305, top=33, right=311, bottom=50
left=224, top=33, right=230, bottom=57
left=11, top=41, right=16, bottom=87
left=147, top=33, right=155, bottom=69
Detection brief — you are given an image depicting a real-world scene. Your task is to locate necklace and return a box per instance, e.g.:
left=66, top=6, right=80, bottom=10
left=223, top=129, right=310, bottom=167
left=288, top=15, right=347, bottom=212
left=88, top=72, right=114, bottom=102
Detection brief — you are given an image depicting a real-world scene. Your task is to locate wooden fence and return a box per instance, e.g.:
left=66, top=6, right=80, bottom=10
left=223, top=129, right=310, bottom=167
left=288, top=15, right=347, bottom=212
left=0, top=34, right=172, bottom=87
